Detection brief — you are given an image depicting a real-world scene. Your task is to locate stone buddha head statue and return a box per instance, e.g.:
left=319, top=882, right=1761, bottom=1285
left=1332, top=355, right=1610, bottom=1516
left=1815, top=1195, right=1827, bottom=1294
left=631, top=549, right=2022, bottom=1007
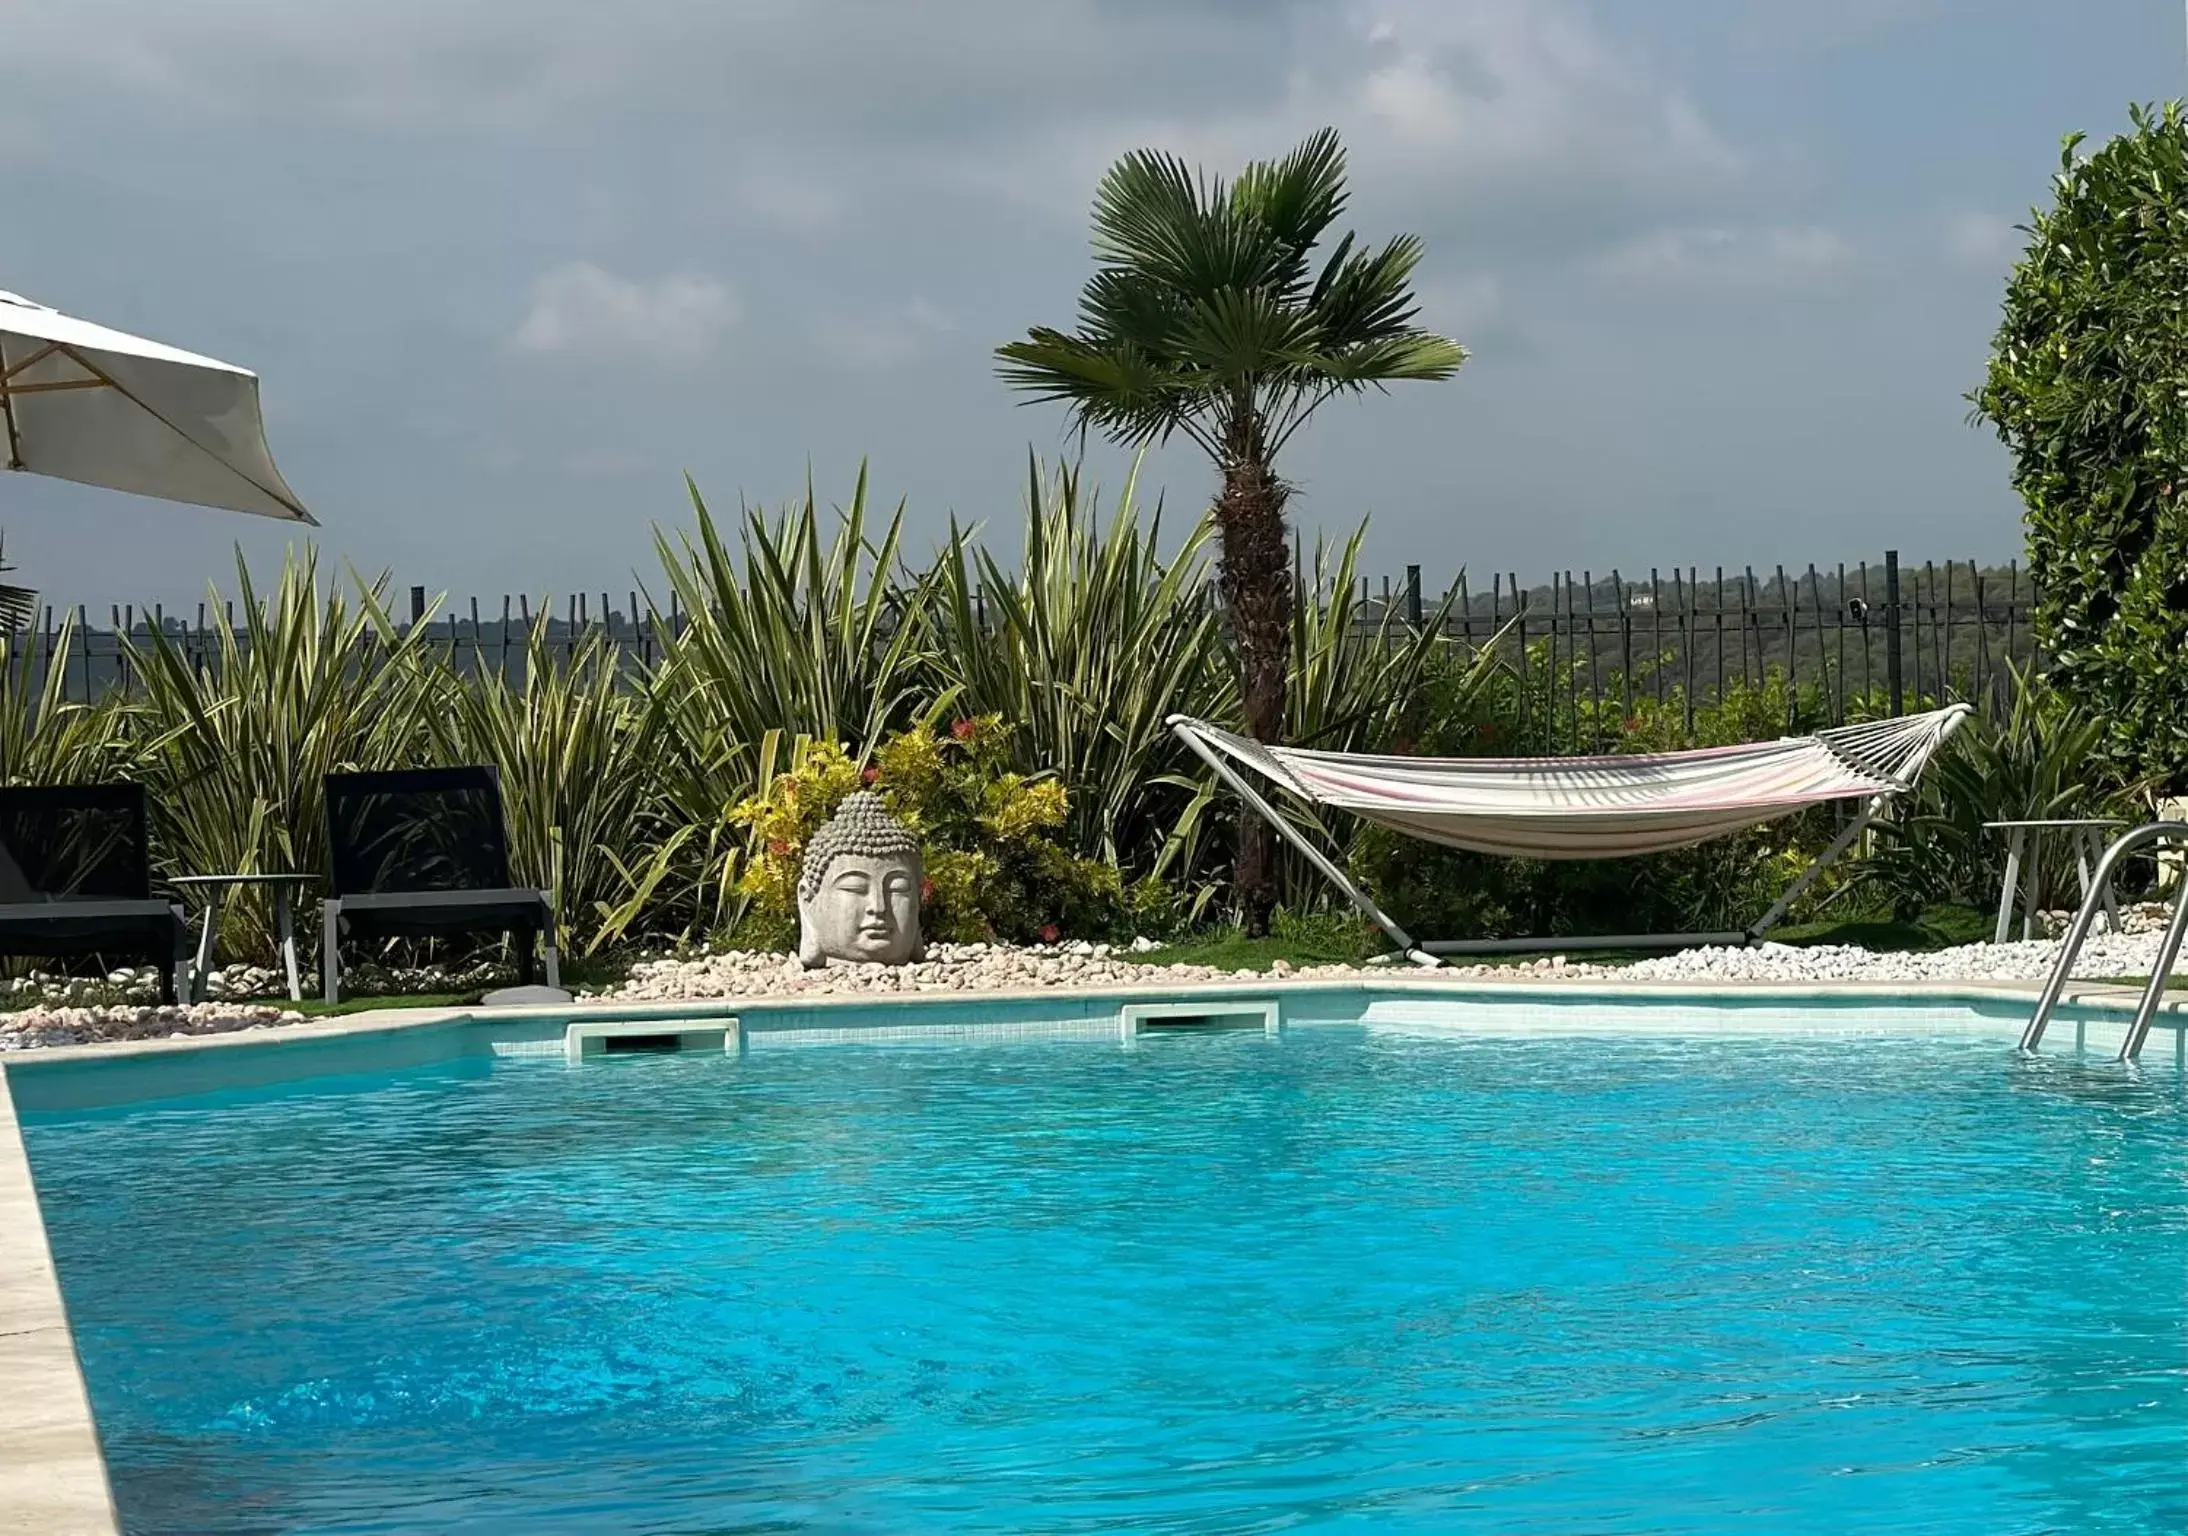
left=796, top=791, right=923, bottom=968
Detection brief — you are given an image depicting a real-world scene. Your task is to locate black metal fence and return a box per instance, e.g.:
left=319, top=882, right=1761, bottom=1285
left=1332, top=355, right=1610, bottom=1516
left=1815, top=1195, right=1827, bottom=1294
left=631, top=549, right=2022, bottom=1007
left=1387, top=551, right=2039, bottom=730
left=7, top=550, right=2036, bottom=729
left=5, top=586, right=688, bottom=699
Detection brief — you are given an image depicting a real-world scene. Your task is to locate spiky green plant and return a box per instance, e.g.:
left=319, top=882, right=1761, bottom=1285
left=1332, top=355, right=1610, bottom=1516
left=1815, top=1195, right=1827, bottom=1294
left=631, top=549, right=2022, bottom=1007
left=652, top=463, right=937, bottom=751
left=0, top=609, right=136, bottom=787
left=440, top=618, right=672, bottom=954
left=934, top=455, right=1227, bottom=871
left=1287, top=525, right=1476, bottom=752
left=645, top=465, right=943, bottom=939
left=126, top=550, right=444, bottom=958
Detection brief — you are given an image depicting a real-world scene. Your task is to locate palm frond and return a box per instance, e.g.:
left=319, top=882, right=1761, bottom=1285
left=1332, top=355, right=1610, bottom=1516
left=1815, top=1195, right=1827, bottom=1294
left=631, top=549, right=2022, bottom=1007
left=1174, top=287, right=1321, bottom=382
left=1089, top=147, right=1208, bottom=276
left=1231, top=126, right=1348, bottom=285
left=993, top=333, right=1207, bottom=450
left=997, top=129, right=1463, bottom=453
left=1311, top=233, right=1433, bottom=344
left=1077, top=269, right=1190, bottom=351
left=1311, top=334, right=1471, bottom=386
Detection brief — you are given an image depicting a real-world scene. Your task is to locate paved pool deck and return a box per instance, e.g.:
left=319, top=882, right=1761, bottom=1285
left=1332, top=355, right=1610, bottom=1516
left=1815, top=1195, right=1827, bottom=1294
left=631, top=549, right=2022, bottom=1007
left=2, top=975, right=2178, bottom=1535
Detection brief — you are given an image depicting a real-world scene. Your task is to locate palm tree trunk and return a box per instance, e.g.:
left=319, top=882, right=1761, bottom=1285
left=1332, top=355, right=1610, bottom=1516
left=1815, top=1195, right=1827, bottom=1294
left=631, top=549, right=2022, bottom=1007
left=1215, top=430, right=1291, bottom=937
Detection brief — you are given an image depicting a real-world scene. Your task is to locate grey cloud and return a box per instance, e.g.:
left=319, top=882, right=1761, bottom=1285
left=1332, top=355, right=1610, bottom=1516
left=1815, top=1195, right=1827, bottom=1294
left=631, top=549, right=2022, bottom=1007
left=813, top=301, right=956, bottom=373
left=0, top=0, right=2105, bottom=612
left=1590, top=226, right=1860, bottom=291
left=510, top=264, right=741, bottom=364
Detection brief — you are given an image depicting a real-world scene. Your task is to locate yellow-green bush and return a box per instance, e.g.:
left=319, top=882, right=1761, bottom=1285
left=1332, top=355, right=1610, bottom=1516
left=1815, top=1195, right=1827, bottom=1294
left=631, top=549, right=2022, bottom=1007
left=727, top=717, right=1139, bottom=948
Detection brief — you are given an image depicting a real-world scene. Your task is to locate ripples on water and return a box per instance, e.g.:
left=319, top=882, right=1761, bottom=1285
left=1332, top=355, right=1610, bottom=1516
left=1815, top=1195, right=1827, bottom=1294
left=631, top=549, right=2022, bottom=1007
left=23, top=1025, right=2188, bottom=1533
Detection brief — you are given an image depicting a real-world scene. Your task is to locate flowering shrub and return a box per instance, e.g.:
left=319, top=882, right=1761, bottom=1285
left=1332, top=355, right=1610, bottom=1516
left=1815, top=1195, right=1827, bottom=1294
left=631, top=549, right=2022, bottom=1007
left=727, top=716, right=1139, bottom=947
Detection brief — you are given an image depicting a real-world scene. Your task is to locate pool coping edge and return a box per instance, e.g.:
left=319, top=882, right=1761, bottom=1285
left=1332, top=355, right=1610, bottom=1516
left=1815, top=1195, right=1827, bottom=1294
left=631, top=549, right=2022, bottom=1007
left=0, top=1066, right=120, bottom=1536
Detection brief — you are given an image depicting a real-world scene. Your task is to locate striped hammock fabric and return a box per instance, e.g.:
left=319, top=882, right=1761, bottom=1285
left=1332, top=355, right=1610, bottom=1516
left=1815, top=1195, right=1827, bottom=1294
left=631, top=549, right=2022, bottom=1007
left=1171, top=705, right=1970, bottom=860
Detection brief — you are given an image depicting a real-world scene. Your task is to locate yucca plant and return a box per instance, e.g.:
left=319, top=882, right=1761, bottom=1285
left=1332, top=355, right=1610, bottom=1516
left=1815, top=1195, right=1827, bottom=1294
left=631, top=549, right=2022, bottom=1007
left=652, top=463, right=937, bottom=752
left=127, top=550, right=445, bottom=959
left=0, top=608, right=137, bottom=787
left=437, top=618, right=673, bottom=955
left=934, top=455, right=1227, bottom=871
left=646, top=466, right=942, bottom=940
left=1287, top=525, right=1478, bottom=753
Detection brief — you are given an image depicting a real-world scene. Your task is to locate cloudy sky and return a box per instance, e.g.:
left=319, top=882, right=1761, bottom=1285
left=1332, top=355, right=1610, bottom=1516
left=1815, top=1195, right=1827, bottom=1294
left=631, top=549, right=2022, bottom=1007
left=0, top=1, right=2179, bottom=611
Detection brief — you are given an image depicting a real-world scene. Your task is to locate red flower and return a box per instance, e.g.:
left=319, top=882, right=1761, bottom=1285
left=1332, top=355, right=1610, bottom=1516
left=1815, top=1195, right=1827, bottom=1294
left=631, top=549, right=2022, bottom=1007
left=950, top=718, right=978, bottom=741
left=920, top=877, right=936, bottom=902
left=1039, top=923, right=1061, bottom=944
left=862, top=766, right=880, bottom=785
left=767, top=839, right=792, bottom=857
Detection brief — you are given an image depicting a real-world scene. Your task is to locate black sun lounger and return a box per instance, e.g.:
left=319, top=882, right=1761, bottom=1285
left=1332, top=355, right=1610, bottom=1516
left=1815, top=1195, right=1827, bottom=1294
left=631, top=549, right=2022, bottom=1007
left=0, top=783, right=192, bottom=1004
left=321, top=766, right=559, bottom=1003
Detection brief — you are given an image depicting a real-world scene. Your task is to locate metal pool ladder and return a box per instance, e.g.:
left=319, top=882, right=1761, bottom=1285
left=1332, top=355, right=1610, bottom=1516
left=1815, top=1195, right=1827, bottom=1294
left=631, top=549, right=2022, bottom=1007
left=2021, top=821, right=2188, bottom=1062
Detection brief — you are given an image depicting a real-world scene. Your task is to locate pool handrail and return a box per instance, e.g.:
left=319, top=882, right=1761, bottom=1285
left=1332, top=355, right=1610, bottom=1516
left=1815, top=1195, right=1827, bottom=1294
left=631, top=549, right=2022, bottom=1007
left=2019, top=820, right=2188, bottom=1060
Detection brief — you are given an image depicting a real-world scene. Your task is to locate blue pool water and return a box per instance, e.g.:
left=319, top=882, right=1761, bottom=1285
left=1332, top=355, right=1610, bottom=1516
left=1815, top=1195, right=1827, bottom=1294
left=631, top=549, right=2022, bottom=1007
left=19, top=1023, right=2188, bottom=1533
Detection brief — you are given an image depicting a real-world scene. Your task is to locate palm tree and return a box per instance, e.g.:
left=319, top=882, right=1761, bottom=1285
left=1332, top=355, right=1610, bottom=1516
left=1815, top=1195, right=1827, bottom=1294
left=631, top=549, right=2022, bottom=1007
left=995, top=128, right=1464, bottom=930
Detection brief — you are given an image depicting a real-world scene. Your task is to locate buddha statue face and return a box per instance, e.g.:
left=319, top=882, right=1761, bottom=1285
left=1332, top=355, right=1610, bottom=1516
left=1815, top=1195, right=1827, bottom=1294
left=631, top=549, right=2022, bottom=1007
left=795, top=791, right=923, bottom=968
left=800, top=853, right=920, bottom=966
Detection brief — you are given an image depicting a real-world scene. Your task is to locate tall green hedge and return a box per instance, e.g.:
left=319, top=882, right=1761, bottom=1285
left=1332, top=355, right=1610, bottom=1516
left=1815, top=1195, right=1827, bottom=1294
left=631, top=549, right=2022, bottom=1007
left=1975, top=103, right=2188, bottom=788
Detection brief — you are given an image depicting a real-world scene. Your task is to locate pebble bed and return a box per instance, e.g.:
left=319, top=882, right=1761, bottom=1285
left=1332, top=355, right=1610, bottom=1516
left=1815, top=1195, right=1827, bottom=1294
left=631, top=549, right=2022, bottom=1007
left=3, top=907, right=2175, bottom=1054
left=607, top=940, right=1364, bottom=1001
left=0, top=1002, right=304, bottom=1052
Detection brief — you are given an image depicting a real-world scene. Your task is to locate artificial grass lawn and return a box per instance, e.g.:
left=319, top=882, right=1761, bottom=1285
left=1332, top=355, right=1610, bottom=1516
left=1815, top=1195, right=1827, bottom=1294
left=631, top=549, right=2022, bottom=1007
left=1767, top=903, right=1993, bottom=952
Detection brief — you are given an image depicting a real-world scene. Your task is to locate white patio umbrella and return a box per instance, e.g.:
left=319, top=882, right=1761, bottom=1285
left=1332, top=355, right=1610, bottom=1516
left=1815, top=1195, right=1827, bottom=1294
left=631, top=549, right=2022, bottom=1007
left=0, top=289, right=312, bottom=522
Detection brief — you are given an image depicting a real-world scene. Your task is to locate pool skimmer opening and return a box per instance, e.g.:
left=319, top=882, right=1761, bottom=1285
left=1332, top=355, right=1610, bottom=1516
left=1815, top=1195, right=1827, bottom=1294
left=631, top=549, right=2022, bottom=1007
left=1119, top=999, right=1280, bottom=1042
left=566, top=1018, right=742, bottom=1064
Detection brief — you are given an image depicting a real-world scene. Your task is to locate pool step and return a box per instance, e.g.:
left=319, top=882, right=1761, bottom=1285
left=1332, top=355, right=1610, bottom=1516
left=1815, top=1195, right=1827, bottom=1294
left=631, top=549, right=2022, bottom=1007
left=565, top=1018, right=742, bottom=1064
left=1118, top=999, right=1280, bottom=1041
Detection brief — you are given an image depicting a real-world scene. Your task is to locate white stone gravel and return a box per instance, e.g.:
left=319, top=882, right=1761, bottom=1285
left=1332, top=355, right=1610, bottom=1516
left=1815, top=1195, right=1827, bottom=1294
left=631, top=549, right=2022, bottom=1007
left=0, top=1002, right=302, bottom=1052
left=605, top=925, right=2170, bottom=1001
left=609, top=941, right=1369, bottom=1001
left=1607, top=930, right=2168, bottom=985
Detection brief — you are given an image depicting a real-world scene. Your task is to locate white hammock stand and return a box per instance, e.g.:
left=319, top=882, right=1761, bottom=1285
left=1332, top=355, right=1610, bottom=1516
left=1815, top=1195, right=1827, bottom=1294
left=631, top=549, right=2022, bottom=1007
left=1169, top=704, right=1972, bottom=960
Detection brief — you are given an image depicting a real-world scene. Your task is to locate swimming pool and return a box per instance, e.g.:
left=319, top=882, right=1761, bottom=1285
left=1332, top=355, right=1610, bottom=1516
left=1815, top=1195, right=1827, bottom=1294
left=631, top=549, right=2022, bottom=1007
left=12, top=996, right=2188, bottom=1533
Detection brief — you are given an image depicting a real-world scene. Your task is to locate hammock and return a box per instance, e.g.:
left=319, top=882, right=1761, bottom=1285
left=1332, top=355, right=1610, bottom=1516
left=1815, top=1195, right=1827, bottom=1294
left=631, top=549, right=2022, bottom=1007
left=1169, top=704, right=1970, bottom=957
